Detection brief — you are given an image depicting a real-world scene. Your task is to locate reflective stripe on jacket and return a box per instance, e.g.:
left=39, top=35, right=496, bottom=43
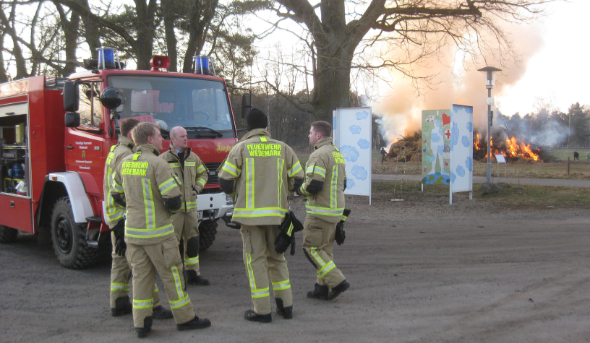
left=112, top=144, right=182, bottom=245
left=300, top=137, right=346, bottom=223
left=160, top=143, right=208, bottom=212
left=102, top=135, right=135, bottom=228
left=218, top=129, right=303, bottom=226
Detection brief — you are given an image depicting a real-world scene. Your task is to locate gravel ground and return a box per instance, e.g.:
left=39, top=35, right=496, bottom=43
left=0, top=192, right=588, bottom=343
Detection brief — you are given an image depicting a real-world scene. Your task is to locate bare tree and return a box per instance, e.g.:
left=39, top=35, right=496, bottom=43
left=245, top=0, right=557, bottom=122
left=53, top=0, right=159, bottom=69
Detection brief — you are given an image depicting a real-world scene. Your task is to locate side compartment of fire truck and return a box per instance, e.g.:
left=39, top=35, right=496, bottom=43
left=0, top=76, right=99, bottom=269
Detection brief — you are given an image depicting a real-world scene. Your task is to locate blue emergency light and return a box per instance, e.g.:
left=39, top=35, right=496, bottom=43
left=193, top=55, right=215, bottom=75
left=97, top=47, right=121, bottom=69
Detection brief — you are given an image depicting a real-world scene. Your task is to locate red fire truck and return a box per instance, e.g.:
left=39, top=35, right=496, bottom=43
left=0, top=49, right=246, bottom=269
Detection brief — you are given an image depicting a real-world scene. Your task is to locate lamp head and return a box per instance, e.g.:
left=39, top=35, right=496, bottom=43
left=477, top=66, right=502, bottom=89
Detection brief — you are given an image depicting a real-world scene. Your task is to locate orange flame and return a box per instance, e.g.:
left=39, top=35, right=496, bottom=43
left=479, top=136, right=540, bottom=161
left=474, top=134, right=481, bottom=150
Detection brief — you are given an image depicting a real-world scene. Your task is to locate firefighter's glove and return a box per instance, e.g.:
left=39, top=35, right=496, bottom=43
left=335, top=209, right=351, bottom=246
left=112, top=220, right=127, bottom=256
left=289, top=211, right=303, bottom=233
left=274, top=232, right=291, bottom=254
left=275, top=213, right=293, bottom=254
left=115, top=237, right=127, bottom=257
left=335, top=223, right=345, bottom=246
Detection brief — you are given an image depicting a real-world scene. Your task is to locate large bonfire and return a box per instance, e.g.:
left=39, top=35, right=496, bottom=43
left=387, top=130, right=547, bottom=163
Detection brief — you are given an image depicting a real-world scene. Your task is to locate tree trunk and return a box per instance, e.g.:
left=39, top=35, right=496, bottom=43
left=181, top=0, right=218, bottom=73
left=0, top=33, right=8, bottom=82
left=78, top=0, right=101, bottom=58
left=134, top=0, right=158, bottom=70
left=161, top=0, right=178, bottom=71
left=312, top=48, right=353, bottom=122
left=62, top=13, right=80, bottom=76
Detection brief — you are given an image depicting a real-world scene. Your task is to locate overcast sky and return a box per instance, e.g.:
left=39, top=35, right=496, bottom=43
left=496, top=0, right=590, bottom=115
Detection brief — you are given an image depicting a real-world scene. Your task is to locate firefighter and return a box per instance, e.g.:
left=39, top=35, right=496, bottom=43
left=102, top=118, right=172, bottom=319
left=297, top=121, right=350, bottom=301
left=160, top=126, right=209, bottom=286
left=218, top=108, right=304, bottom=323
left=111, top=122, right=211, bottom=338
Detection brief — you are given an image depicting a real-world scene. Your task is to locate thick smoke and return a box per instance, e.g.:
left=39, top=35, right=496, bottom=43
left=493, top=111, right=569, bottom=146
left=374, top=21, right=545, bottom=145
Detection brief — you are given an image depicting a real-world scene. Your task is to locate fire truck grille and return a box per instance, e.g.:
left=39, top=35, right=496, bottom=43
left=205, top=163, right=220, bottom=185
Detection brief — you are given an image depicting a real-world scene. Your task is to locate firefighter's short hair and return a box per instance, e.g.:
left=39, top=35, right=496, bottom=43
left=311, top=121, right=332, bottom=138
left=132, top=122, right=159, bottom=145
left=120, top=118, right=140, bottom=137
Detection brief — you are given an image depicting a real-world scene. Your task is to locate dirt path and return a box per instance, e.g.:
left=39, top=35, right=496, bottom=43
left=0, top=195, right=589, bottom=342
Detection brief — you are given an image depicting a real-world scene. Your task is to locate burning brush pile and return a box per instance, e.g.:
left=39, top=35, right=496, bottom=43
left=473, top=131, right=549, bottom=162
left=386, top=130, right=551, bottom=163
left=387, top=131, right=422, bottom=162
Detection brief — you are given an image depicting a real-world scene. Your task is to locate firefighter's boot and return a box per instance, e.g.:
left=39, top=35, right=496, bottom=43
left=185, top=270, right=210, bottom=286
left=275, top=298, right=293, bottom=319
left=177, top=315, right=212, bottom=331
left=111, top=296, right=132, bottom=317
left=244, top=310, right=272, bottom=323
left=135, top=316, right=153, bottom=338
left=152, top=305, right=173, bottom=319
left=328, top=280, right=350, bottom=300
left=307, top=283, right=328, bottom=300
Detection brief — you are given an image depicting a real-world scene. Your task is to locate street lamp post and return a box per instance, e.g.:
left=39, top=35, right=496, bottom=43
left=477, top=66, right=502, bottom=183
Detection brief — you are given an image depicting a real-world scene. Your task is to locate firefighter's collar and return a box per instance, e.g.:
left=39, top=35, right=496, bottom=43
left=314, top=137, right=333, bottom=150
left=168, top=142, right=191, bottom=160
left=137, top=144, right=160, bottom=156
left=243, top=128, right=270, bottom=140
left=118, top=135, right=135, bottom=150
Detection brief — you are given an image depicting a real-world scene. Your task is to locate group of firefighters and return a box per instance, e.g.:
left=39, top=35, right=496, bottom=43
left=103, top=108, right=350, bottom=338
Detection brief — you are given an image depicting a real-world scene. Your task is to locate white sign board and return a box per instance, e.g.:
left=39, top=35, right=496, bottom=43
left=333, top=107, right=372, bottom=203
left=449, top=104, right=474, bottom=204
left=495, top=154, right=506, bottom=163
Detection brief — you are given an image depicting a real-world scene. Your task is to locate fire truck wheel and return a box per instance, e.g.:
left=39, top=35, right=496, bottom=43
left=50, top=197, right=99, bottom=269
left=199, top=220, right=218, bottom=252
left=0, top=225, right=18, bottom=243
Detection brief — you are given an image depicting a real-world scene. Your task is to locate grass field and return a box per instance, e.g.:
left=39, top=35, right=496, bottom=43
left=372, top=180, right=590, bottom=210
left=373, top=157, right=590, bottom=179
left=295, top=150, right=590, bottom=208
left=296, top=150, right=590, bottom=179
left=549, top=148, right=590, bottom=161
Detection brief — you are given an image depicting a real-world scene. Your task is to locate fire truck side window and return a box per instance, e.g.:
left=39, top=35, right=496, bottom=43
left=79, top=83, right=102, bottom=129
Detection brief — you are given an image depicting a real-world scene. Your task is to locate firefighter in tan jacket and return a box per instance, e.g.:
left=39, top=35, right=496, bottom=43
left=297, top=121, right=350, bottom=301
left=218, top=108, right=304, bottom=323
left=160, top=126, right=209, bottom=285
left=102, top=118, right=171, bottom=319
left=111, top=122, right=210, bottom=338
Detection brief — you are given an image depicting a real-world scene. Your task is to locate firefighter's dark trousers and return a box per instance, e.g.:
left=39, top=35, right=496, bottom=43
left=126, top=235, right=196, bottom=328
left=302, top=215, right=346, bottom=289
left=240, top=225, right=292, bottom=315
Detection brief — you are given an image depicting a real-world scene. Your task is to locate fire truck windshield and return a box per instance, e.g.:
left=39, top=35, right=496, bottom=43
left=107, top=75, right=236, bottom=139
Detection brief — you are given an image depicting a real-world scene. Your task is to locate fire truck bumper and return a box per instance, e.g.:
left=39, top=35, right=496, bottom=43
left=197, top=192, right=233, bottom=222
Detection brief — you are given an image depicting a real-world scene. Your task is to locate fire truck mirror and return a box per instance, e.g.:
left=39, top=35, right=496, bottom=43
left=241, top=93, right=251, bottom=118
left=63, top=81, right=79, bottom=112
left=99, top=87, right=124, bottom=110
left=65, top=112, right=81, bottom=128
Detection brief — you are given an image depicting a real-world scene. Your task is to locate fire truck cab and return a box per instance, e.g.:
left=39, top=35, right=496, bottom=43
left=0, top=49, right=247, bottom=269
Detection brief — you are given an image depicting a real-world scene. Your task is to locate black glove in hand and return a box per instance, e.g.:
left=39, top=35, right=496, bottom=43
left=274, top=232, right=291, bottom=254
left=335, top=222, right=346, bottom=245
left=112, top=220, right=126, bottom=256
left=115, top=237, right=127, bottom=257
